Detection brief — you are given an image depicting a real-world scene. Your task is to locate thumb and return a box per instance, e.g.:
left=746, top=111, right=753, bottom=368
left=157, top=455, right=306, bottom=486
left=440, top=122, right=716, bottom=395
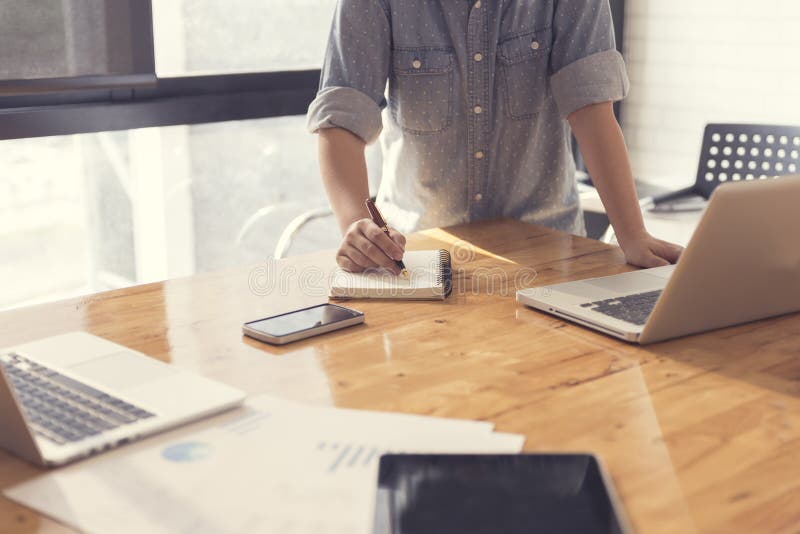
left=656, top=241, right=684, bottom=264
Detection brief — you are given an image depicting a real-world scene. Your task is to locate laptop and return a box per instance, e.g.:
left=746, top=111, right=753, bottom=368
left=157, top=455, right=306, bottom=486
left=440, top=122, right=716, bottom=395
left=517, top=175, right=800, bottom=344
left=0, top=331, right=245, bottom=467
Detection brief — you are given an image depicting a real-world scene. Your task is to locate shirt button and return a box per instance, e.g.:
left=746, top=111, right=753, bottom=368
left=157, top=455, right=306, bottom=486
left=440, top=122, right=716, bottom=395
left=474, top=193, right=483, bottom=202
left=530, top=41, right=540, bottom=50
left=412, top=59, right=422, bottom=69
left=473, top=52, right=483, bottom=62
left=473, top=105, right=483, bottom=114
left=474, top=151, right=485, bottom=160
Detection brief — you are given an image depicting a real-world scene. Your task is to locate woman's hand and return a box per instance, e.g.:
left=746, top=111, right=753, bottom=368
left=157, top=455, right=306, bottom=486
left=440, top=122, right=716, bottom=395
left=568, top=103, right=683, bottom=269
left=336, top=219, right=406, bottom=274
left=617, top=230, right=683, bottom=268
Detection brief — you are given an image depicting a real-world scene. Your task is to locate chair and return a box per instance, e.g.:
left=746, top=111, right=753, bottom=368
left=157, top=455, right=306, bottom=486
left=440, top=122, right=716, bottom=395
left=643, top=123, right=800, bottom=207
left=235, top=203, right=336, bottom=260
left=236, top=145, right=385, bottom=259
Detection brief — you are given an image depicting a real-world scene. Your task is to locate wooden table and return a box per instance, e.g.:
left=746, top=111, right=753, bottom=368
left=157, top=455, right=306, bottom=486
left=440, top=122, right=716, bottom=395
left=1, top=219, right=798, bottom=533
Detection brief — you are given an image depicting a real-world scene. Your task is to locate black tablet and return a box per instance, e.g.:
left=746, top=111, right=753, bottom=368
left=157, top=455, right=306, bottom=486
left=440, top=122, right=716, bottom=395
left=373, top=454, right=632, bottom=534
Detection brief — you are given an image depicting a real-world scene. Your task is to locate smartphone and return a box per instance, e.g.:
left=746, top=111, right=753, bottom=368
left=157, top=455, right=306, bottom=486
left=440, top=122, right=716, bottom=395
left=373, top=454, right=633, bottom=534
left=242, top=303, right=365, bottom=345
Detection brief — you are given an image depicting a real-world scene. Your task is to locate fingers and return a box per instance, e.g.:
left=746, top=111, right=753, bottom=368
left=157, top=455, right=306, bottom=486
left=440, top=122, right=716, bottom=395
left=625, top=244, right=670, bottom=268
left=642, top=238, right=681, bottom=267
left=657, top=240, right=684, bottom=264
left=348, top=232, right=400, bottom=274
left=337, top=219, right=407, bottom=274
left=337, top=219, right=404, bottom=274
left=338, top=245, right=378, bottom=271
left=625, top=251, right=669, bottom=268
left=642, top=254, right=670, bottom=268
left=388, top=227, right=407, bottom=249
left=358, top=220, right=405, bottom=261
left=622, top=232, right=684, bottom=268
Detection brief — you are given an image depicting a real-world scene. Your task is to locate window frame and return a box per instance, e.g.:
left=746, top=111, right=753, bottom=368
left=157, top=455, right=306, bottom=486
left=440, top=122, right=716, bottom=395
left=0, top=70, right=320, bottom=140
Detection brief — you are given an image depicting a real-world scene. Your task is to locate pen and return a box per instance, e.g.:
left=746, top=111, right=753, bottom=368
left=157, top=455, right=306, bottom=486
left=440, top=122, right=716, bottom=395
left=365, top=198, right=409, bottom=279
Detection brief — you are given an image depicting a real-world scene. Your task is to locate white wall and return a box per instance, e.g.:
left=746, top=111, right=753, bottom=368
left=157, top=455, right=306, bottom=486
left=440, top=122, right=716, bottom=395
left=622, top=1, right=800, bottom=189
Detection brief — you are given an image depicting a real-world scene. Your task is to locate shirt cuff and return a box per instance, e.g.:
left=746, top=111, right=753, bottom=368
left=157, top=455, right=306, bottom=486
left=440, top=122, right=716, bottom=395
left=306, top=86, right=384, bottom=144
left=550, top=49, right=630, bottom=119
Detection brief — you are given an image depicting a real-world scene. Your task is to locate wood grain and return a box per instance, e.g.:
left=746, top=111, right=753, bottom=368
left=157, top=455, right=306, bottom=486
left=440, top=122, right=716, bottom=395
left=0, top=219, right=797, bottom=533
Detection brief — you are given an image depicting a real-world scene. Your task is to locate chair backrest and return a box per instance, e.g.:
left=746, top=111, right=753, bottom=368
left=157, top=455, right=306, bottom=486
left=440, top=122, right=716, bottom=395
left=694, top=124, right=800, bottom=199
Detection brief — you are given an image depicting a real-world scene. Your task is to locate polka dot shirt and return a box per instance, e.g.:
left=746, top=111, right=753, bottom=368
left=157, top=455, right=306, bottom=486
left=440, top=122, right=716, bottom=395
left=308, top=0, right=629, bottom=235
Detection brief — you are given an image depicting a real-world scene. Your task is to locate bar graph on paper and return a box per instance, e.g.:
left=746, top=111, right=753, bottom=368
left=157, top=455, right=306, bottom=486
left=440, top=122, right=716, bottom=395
left=317, top=441, right=388, bottom=473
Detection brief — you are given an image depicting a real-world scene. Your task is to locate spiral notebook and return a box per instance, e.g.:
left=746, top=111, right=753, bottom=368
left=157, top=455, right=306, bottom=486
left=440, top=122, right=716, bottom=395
left=330, top=250, right=452, bottom=300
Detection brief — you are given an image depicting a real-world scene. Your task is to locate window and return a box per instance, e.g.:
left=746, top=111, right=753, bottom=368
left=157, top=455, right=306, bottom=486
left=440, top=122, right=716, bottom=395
left=1, top=1, right=341, bottom=310
left=152, top=0, right=336, bottom=75
left=2, top=121, right=313, bottom=307
left=0, top=116, right=384, bottom=310
left=0, top=0, right=155, bottom=94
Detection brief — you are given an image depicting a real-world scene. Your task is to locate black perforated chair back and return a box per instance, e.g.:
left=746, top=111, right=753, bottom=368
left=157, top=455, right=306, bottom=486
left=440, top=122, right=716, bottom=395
left=694, top=124, right=800, bottom=199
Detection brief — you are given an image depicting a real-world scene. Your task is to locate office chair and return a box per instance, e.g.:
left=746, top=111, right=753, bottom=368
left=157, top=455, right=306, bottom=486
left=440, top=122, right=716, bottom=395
left=642, top=123, right=800, bottom=208
left=235, top=146, right=385, bottom=259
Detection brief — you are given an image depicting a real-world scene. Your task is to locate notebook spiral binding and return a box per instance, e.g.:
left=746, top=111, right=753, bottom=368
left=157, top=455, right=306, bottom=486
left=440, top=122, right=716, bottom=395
left=437, top=249, right=454, bottom=298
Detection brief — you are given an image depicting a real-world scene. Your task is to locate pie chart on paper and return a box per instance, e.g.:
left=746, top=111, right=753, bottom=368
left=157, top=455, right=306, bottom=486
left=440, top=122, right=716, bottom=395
left=161, top=441, right=214, bottom=463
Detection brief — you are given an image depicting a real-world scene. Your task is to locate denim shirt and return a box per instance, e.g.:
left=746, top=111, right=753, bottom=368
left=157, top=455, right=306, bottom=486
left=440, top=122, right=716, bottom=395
left=307, top=0, right=629, bottom=235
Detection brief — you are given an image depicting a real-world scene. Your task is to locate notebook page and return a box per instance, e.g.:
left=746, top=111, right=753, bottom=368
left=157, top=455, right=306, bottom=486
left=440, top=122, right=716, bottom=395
left=330, top=250, right=444, bottom=299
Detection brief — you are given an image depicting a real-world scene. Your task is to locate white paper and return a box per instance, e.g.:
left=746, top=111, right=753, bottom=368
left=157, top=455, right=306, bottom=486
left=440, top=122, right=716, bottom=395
left=5, top=394, right=525, bottom=534
left=330, top=250, right=445, bottom=298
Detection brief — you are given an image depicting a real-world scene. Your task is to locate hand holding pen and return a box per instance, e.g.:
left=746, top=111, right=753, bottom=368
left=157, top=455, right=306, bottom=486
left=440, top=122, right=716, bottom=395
left=334, top=200, right=407, bottom=277
left=365, top=199, right=409, bottom=278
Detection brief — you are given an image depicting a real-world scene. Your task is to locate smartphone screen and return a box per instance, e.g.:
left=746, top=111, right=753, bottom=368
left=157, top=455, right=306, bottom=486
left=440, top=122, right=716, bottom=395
left=373, top=454, right=630, bottom=534
left=245, top=304, right=361, bottom=337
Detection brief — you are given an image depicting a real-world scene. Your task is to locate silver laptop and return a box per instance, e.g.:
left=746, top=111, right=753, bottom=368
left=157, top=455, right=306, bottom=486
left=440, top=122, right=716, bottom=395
left=517, top=175, right=800, bottom=344
left=0, top=331, right=245, bottom=466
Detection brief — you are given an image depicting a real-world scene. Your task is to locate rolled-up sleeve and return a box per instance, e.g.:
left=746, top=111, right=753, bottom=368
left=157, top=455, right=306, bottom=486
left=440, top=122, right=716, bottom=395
left=306, top=0, right=391, bottom=144
left=549, top=0, right=630, bottom=119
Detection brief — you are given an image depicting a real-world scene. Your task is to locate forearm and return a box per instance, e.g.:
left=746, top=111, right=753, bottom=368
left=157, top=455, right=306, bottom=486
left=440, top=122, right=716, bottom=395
left=568, top=102, right=646, bottom=245
left=318, top=127, right=371, bottom=234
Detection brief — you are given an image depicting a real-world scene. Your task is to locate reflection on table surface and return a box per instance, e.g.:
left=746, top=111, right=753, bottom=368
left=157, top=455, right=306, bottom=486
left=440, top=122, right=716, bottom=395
left=1, top=219, right=798, bottom=534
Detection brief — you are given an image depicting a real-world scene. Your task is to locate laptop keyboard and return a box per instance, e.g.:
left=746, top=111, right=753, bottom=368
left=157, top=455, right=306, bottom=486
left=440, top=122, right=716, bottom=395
left=1, top=352, right=154, bottom=445
left=580, top=290, right=663, bottom=326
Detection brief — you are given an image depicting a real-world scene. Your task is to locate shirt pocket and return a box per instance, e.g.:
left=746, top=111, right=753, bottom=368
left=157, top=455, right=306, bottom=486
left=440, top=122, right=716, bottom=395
left=390, top=48, right=455, bottom=135
left=497, top=28, right=552, bottom=121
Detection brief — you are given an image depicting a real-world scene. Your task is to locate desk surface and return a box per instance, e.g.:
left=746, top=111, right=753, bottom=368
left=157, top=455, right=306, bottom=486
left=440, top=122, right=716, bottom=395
left=1, top=219, right=798, bottom=534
